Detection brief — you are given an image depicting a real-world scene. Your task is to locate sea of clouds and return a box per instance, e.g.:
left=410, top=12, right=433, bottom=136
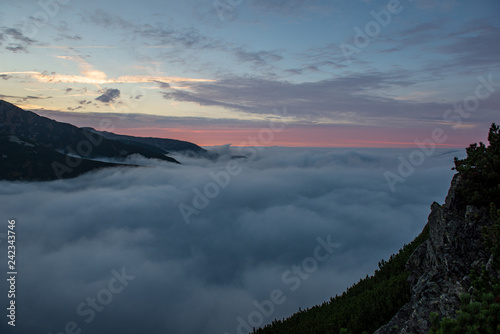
left=0, top=146, right=464, bottom=334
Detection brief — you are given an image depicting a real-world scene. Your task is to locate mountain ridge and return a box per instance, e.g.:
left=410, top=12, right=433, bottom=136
left=0, top=100, right=197, bottom=181
left=82, top=127, right=219, bottom=160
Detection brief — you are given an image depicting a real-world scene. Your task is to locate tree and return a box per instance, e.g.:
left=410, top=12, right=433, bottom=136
left=453, top=123, right=500, bottom=208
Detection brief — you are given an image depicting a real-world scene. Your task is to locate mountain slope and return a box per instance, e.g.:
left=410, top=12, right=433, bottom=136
left=0, top=100, right=180, bottom=181
left=0, top=133, right=123, bottom=181
left=374, top=174, right=496, bottom=333
left=253, top=224, right=430, bottom=334
left=83, top=127, right=212, bottom=157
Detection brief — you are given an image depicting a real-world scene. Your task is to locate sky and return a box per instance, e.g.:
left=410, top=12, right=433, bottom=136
left=0, top=147, right=463, bottom=334
left=0, top=0, right=498, bottom=147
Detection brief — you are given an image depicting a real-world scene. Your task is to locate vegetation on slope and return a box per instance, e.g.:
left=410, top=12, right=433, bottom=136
left=254, top=225, right=430, bottom=334
left=453, top=123, right=500, bottom=209
left=430, top=123, right=500, bottom=333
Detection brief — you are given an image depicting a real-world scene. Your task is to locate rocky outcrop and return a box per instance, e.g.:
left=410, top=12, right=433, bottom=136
left=374, top=174, right=497, bottom=334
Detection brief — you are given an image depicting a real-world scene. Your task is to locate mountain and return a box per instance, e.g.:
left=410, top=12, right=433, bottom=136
left=82, top=127, right=217, bottom=159
left=0, top=100, right=181, bottom=181
left=254, top=124, right=500, bottom=334
left=375, top=174, right=497, bottom=333
left=0, top=133, right=129, bottom=181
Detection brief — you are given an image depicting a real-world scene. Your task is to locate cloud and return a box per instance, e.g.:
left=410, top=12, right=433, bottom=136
left=1, top=27, right=36, bottom=44
left=67, top=106, right=83, bottom=111
left=233, top=48, right=284, bottom=67
left=161, top=73, right=451, bottom=126
left=2, top=69, right=215, bottom=85
left=82, top=9, right=223, bottom=50
left=0, top=27, right=36, bottom=52
left=438, top=21, right=500, bottom=69
left=249, top=0, right=328, bottom=17
left=77, top=9, right=292, bottom=76
left=95, top=88, right=121, bottom=103
left=377, top=17, right=500, bottom=76
left=5, top=44, right=28, bottom=53
left=0, top=53, right=214, bottom=86
left=154, top=80, right=171, bottom=89
left=0, top=147, right=462, bottom=334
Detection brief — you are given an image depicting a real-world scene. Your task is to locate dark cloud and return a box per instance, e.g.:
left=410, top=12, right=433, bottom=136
left=2, top=27, right=36, bottom=44
left=154, top=80, right=171, bottom=89
left=0, top=147, right=461, bottom=334
left=0, top=27, right=36, bottom=52
left=77, top=99, right=92, bottom=105
left=67, top=106, right=83, bottom=111
left=96, top=88, right=121, bottom=103
left=5, top=44, right=28, bottom=53
left=0, top=94, right=19, bottom=100
left=233, top=48, right=283, bottom=67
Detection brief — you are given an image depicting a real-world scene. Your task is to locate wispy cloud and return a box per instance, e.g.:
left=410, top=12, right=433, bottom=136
left=161, top=72, right=450, bottom=126
left=81, top=9, right=223, bottom=50
left=0, top=27, right=37, bottom=53
left=233, top=48, right=284, bottom=67
left=30, top=72, right=216, bottom=85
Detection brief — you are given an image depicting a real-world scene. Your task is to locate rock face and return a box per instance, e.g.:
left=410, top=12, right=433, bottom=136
left=374, top=174, right=497, bottom=334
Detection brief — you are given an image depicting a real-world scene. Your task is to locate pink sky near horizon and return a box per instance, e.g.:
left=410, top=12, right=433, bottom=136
left=101, top=124, right=488, bottom=148
left=31, top=108, right=491, bottom=149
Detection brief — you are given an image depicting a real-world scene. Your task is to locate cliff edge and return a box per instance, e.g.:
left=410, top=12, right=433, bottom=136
left=374, top=174, right=498, bottom=333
